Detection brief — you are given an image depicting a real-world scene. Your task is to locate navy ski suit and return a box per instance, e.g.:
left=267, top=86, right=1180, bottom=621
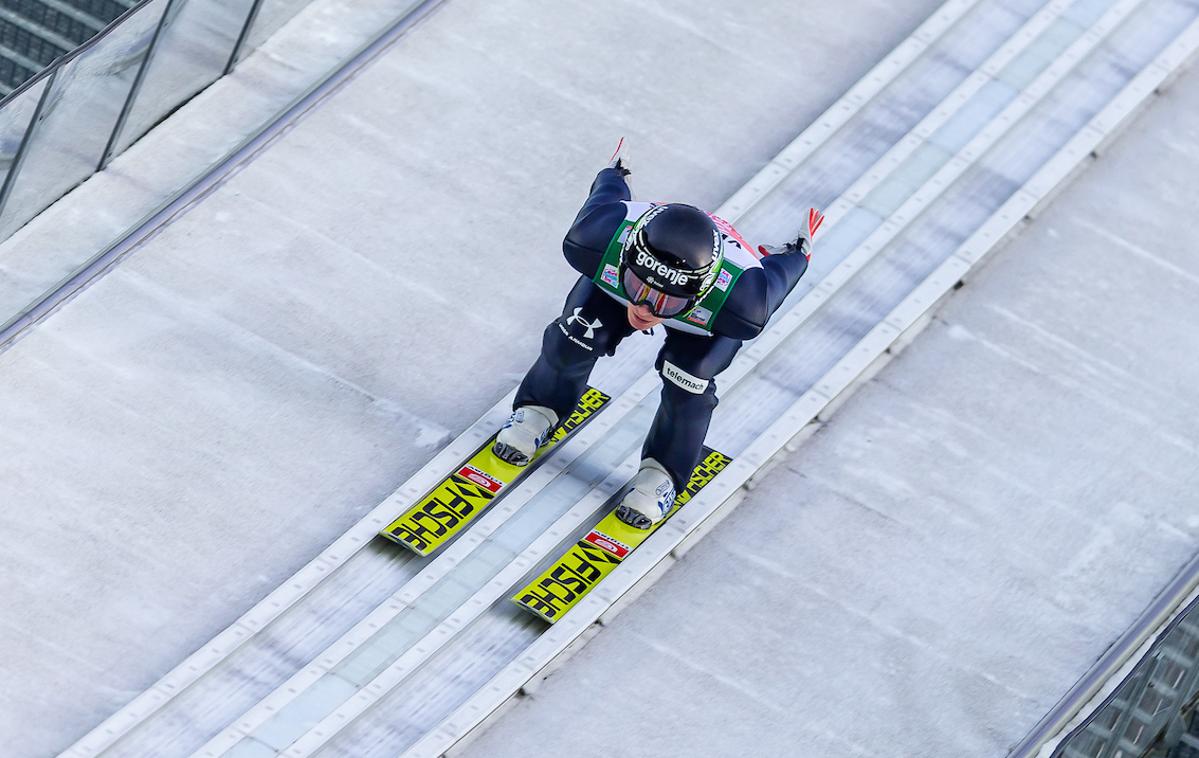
left=514, top=167, right=810, bottom=488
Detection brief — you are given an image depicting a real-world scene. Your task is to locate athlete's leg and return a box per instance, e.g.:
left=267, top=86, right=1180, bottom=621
left=643, top=331, right=743, bottom=488
left=513, top=276, right=634, bottom=421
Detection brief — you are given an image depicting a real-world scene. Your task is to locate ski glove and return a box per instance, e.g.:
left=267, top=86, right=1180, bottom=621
left=607, top=137, right=631, bottom=177
left=758, top=207, right=825, bottom=261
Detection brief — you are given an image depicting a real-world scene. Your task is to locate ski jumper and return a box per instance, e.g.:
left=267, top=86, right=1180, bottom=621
left=514, top=167, right=810, bottom=487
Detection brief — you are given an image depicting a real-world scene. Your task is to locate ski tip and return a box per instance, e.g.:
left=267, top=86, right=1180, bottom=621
left=377, top=526, right=434, bottom=557
left=511, top=595, right=558, bottom=625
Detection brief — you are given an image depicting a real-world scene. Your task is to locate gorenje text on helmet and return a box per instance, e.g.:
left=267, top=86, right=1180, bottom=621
left=634, top=248, right=697, bottom=287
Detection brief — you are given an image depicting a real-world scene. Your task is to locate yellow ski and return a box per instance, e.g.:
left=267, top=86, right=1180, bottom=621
left=512, top=448, right=733, bottom=623
left=379, top=387, right=610, bottom=556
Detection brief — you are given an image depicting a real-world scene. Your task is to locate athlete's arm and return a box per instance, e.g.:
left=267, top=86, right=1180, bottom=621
left=573, top=167, right=631, bottom=226
left=762, top=253, right=810, bottom=312
left=713, top=254, right=809, bottom=340
left=562, top=168, right=632, bottom=276
left=717, top=208, right=822, bottom=338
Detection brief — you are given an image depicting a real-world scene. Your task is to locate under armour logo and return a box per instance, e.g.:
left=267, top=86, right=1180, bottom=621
left=566, top=308, right=603, bottom=340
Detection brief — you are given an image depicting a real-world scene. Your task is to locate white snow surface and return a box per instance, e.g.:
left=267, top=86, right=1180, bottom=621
left=459, top=64, right=1199, bottom=757
left=0, top=0, right=945, bottom=754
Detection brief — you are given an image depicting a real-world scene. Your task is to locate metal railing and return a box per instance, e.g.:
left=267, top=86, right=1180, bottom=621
left=0, top=0, right=319, bottom=242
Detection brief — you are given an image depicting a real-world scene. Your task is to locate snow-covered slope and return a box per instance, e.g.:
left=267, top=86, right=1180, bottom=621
left=0, top=0, right=943, bottom=754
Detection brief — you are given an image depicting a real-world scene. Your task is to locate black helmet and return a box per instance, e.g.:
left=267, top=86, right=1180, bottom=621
left=620, top=204, right=724, bottom=302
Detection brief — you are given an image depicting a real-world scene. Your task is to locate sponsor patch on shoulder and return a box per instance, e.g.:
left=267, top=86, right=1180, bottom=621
left=601, top=264, right=620, bottom=288
left=662, top=360, right=709, bottom=395
left=685, top=306, right=712, bottom=326
left=715, top=269, right=733, bottom=291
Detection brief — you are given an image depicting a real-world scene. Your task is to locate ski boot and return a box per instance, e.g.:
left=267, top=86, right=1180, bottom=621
left=615, top=458, right=676, bottom=529
left=492, top=405, right=558, bottom=466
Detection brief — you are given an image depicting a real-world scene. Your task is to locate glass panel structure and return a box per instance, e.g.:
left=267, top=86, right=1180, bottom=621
left=241, top=0, right=309, bottom=57
left=0, top=0, right=169, bottom=239
left=0, top=77, right=48, bottom=196
left=113, top=0, right=259, bottom=155
left=0, top=0, right=127, bottom=93
left=0, top=0, right=332, bottom=241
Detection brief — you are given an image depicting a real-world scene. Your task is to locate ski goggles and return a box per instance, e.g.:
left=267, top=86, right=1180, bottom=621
left=621, top=267, right=696, bottom=318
